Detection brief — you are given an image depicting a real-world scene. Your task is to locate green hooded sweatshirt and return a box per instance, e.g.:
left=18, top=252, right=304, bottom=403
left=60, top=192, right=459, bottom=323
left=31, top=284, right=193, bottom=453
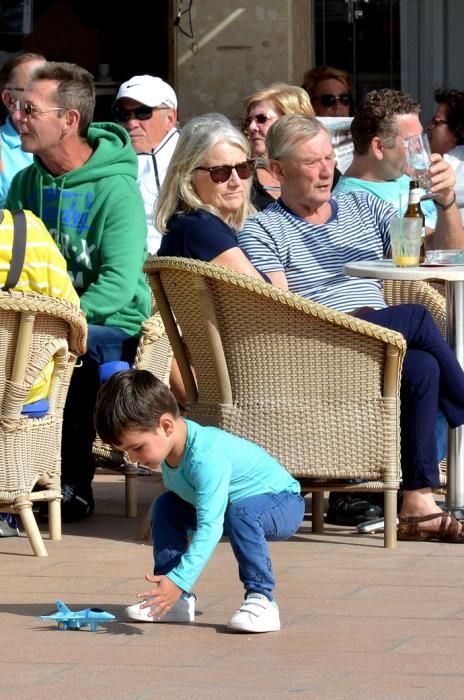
left=6, top=122, right=151, bottom=337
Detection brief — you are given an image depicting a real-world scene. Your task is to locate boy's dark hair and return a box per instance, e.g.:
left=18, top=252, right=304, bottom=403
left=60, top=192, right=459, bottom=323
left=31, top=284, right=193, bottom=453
left=350, top=88, right=420, bottom=155
left=95, top=369, right=180, bottom=446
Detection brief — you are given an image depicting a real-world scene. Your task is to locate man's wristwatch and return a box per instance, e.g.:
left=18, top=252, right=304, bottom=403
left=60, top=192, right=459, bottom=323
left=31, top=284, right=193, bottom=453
left=433, top=191, right=457, bottom=211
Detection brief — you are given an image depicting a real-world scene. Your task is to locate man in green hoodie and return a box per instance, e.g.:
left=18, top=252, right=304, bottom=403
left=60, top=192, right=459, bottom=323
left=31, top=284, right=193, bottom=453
left=6, top=62, right=151, bottom=520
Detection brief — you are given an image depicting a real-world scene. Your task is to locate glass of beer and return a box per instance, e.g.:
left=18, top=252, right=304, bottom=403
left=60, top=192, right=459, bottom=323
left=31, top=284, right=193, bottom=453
left=403, top=133, right=432, bottom=195
left=390, top=217, right=423, bottom=267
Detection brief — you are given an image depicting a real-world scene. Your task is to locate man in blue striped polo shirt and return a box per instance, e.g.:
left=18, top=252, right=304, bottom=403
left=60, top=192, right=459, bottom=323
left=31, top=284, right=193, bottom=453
left=238, top=115, right=464, bottom=543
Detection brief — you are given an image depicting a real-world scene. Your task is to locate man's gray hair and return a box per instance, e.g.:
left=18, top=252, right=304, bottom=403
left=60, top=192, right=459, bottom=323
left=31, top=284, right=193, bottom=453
left=32, top=62, right=95, bottom=136
left=156, top=112, right=255, bottom=232
left=266, top=114, right=328, bottom=161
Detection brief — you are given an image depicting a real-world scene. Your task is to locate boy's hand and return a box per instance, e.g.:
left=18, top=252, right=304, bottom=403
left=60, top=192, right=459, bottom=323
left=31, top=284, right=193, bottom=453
left=138, top=574, right=183, bottom=619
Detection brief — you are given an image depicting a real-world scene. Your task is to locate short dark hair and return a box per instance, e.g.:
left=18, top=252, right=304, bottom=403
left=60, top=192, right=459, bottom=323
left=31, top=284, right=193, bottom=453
left=351, top=88, right=420, bottom=155
left=434, top=88, right=464, bottom=145
left=95, top=369, right=180, bottom=446
left=32, top=61, right=95, bottom=136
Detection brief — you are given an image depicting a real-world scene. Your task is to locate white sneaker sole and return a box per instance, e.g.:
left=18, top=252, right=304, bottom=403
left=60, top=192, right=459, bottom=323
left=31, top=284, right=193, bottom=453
left=228, top=618, right=281, bottom=632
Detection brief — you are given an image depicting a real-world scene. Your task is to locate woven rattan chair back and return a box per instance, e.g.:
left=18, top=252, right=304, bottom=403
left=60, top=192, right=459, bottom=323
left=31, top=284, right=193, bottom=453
left=383, top=279, right=446, bottom=336
left=145, top=257, right=406, bottom=548
left=384, top=278, right=447, bottom=489
left=0, top=291, right=87, bottom=556
left=92, top=311, right=173, bottom=517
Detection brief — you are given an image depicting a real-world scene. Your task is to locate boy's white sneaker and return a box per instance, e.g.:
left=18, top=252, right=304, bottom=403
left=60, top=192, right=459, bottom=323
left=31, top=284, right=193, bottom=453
left=124, top=593, right=196, bottom=623
left=228, top=593, right=281, bottom=633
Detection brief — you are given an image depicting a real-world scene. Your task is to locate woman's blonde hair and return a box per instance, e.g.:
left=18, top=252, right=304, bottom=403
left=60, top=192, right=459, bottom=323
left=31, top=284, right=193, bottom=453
left=243, top=82, right=315, bottom=118
left=156, top=113, right=255, bottom=233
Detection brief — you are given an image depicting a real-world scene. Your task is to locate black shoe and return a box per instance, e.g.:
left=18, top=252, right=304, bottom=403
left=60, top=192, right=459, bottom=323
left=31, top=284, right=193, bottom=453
left=326, top=492, right=383, bottom=526
left=61, top=484, right=94, bottom=522
left=38, top=484, right=94, bottom=523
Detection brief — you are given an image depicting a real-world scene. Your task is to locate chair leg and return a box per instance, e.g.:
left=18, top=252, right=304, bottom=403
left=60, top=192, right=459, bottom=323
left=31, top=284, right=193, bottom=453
left=48, top=498, right=62, bottom=540
left=311, top=491, right=325, bottom=533
left=383, top=490, right=397, bottom=549
left=17, top=503, right=48, bottom=557
left=125, top=463, right=138, bottom=518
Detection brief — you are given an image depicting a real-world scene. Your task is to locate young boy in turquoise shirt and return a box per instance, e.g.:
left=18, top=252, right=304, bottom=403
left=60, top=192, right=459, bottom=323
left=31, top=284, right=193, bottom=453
left=95, top=369, right=304, bottom=633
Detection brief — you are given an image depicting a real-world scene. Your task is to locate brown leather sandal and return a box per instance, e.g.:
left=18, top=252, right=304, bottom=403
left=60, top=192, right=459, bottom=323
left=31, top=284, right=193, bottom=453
left=398, top=512, right=464, bottom=542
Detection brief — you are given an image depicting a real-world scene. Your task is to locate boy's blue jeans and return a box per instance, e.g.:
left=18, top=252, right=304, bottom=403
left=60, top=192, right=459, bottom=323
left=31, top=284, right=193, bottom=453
left=151, top=490, right=305, bottom=601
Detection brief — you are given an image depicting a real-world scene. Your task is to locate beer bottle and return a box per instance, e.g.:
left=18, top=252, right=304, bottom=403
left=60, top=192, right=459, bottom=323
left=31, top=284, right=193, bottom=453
left=405, top=179, right=426, bottom=261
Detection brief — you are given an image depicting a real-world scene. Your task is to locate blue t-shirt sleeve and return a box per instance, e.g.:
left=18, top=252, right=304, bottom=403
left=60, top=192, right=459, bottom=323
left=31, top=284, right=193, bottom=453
left=158, top=210, right=238, bottom=261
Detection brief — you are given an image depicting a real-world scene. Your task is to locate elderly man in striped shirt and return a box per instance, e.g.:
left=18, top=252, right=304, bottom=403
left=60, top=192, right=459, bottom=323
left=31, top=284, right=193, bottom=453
left=238, top=114, right=464, bottom=543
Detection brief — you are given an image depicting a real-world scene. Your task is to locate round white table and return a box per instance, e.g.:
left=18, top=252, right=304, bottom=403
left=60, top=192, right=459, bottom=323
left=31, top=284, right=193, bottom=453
left=344, top=259, right=464, bottom=515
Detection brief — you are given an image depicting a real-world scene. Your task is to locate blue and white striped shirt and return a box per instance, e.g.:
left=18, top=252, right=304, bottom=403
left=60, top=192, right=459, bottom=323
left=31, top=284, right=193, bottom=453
left=237, top=192, right=396, bottom=313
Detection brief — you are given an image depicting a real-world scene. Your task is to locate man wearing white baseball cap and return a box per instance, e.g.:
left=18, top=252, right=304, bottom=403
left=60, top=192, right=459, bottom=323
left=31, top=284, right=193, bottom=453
left=113, top=75, right=179, bottom=254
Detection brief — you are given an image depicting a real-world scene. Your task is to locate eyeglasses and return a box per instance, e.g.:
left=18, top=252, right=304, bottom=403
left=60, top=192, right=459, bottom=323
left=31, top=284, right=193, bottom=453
left=242, top=113, right=278, bottom=130
left=193, top=160, right=255, bottom=184
left=316, top=93, right=352, bottom=108
left=5, top=86, right=24, bottom=93
left=429, top=116, right=448, bottom=128
left=112, top=105, right=169, bottom=123
left=14, top=100, right=64, bottom=117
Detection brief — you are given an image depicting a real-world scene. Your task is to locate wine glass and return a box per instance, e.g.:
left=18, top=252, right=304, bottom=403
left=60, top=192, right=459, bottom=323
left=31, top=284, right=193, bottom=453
left=403, top=133, right=433, bottom=197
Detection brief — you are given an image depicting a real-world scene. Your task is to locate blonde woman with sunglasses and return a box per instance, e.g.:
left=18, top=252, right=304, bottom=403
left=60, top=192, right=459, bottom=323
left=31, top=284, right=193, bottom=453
left=242, top=83, right=314, bottom=209
left=156, top=113, right=264, bottom=281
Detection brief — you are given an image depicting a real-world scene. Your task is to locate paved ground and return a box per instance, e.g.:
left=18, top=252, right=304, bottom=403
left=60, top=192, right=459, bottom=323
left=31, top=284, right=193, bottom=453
left=2, top=470, right=464, bottom=700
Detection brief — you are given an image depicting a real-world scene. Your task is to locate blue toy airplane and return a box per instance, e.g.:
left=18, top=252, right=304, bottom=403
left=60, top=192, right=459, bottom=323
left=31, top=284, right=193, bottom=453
left=39, top=600, right=116, bottom=631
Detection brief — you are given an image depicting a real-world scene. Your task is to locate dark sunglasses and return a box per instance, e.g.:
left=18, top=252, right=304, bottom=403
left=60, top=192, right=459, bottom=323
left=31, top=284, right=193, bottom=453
left=317, top=93, right=352, bottom=108
left=242, top=113, right=277, bottom=130
left=193, top=160, right=255, bottom=184
left=112, top=105, right=169, bottom=122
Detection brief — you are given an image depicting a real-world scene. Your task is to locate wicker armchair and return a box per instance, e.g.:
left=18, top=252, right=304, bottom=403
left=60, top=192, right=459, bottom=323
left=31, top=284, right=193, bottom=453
left=92, top=312, right=173, bottom=517
left=0, top=291, right=87, bottom=556
left=145, top=257, right=407, bottom=548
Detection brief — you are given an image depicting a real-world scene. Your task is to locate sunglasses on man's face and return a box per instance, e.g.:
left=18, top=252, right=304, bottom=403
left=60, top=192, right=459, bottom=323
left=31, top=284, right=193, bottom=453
left=193, top=160, right=255, bottom=184
left=317, top=93, right=352, bottom=108
left=14, top=99, right=64, bottom=117
left=112, top=105, right=169, bottom=123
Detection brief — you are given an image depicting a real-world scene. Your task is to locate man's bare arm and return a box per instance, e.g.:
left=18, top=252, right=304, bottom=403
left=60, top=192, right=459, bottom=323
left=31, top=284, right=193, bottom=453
left=266, top=270, right=289, bottom=289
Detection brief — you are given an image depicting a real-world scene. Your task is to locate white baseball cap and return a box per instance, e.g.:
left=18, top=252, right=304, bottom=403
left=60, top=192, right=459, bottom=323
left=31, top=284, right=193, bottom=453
left=115, top=75, right=177, bottom=109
